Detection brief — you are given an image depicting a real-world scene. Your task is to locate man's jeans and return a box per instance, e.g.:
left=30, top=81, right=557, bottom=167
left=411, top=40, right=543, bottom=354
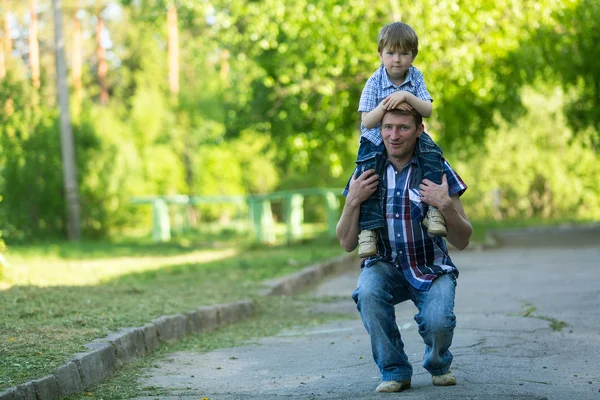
left=355, top=133, right=443, bottom=231
left=351, top=261, right=457, bottom=381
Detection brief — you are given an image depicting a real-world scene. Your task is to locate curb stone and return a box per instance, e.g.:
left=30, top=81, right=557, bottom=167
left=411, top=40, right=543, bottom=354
left=0, top=300, right=255, bottom=400
left=1, top=250, right=356, bottom=400
left=260, top=253, right=360, bottom=296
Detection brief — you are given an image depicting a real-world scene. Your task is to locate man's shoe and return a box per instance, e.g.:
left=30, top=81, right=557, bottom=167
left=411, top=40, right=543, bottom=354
left=358, top=229, right=377, bottom=258
left=432, top=371, right=456, bottom=386
left=375, top=379, right=411, bottom=392
left=423, top=207, right=447, bottom=237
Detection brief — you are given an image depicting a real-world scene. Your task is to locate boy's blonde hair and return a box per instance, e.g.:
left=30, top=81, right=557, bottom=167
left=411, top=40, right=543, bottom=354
left=377, top=22, right=419, bottom=57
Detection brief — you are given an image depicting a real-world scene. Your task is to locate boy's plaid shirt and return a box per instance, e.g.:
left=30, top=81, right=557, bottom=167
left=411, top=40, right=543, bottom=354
left=358, top=65, right=433, bottom=146
left=344, top=157, right=467, bottom=291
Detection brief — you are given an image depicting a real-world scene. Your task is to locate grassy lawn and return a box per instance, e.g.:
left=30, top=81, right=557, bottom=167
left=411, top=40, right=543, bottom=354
left=0, top=229, right=346, bottom=391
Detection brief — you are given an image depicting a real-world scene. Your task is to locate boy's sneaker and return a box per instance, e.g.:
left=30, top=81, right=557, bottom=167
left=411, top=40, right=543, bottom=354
left=432, top=371, right=456, bottom=386
left=358, top=230, right=377, bottom=258
left=423, top=207, right=447, bottom=237
left=375, top=379, right=411, bottom=392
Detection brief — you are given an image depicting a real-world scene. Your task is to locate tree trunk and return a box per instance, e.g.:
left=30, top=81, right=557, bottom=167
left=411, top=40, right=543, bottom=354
left=96, top=5, right=108, bottom=104
left=29, top=0, right=40, bottom=88
left=72, top=0, right=82, bottom=104
left=52, top=0, right=81, bottom=240
left=167, top=5, right=178, bottom=95
left=220, top=49, right=229, bottom=81
left=1, top=0, right=8, bottom=79
left=3, top=0, right=11, bottom=55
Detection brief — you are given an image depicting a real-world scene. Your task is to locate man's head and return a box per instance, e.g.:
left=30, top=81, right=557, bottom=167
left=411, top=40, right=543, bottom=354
left=381, top=109, right=424, bottom=167
left=377, top=22, right=419, bottom=58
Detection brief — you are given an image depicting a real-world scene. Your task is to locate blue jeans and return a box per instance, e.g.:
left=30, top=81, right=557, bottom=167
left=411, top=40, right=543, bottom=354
left=355, top=138, right=387, bottom=231
left=351, top=262, right=457, bottom=382
left=355, top=133, right=443, bottom=231
left=416, top=132, right=444, bottom=185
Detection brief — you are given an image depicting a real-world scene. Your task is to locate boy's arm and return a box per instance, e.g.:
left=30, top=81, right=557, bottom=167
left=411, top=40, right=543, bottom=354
left=386, top=91, right=432, bottom=117
left=361, top=100, right=387, bottom=129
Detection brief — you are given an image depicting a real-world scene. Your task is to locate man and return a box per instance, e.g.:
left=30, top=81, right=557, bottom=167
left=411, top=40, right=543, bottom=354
left=336, top=108, right=472, bottom=393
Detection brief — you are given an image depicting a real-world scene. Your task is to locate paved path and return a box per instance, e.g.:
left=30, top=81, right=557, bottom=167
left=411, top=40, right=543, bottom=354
left=132, top=233, right=600, bottom=399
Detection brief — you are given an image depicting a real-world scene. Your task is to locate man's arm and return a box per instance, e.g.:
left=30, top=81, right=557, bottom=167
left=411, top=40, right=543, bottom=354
left=336, top=169, right=380, bottom=252
left=419, top=174, right=472, bottom=250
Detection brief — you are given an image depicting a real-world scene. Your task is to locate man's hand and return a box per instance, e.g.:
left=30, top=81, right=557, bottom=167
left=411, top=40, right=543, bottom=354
left=347, top=168, right=379, bottom=207
left=419, top=174, right=452, bottom=210
left=336, top=168, right=379, bottom=252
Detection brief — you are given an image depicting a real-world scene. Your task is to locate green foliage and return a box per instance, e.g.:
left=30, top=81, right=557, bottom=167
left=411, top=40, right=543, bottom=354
left=505, top=0, right=600, bottom=147
left=460, top=85, right=600, bottom=221
left=0, top=0, right=598, bottom=242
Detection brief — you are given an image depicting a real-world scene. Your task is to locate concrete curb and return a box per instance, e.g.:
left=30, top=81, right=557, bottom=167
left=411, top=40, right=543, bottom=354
left=0, top=300, right=255, bottom=400
left=260, top=252, right=360, bottom=296
left=0, top=253, right=359, bottom=400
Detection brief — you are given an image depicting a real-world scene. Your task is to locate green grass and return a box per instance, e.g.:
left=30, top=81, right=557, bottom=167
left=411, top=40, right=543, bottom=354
left=0, top=231, right=345, bottom=391
left=64, top=295, right=353, bottom=400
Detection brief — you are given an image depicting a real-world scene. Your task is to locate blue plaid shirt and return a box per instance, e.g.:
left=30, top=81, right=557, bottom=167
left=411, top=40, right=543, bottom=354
left=344, top=156, right=467, bottom=291
left=358, top=65, right=433, bottom=146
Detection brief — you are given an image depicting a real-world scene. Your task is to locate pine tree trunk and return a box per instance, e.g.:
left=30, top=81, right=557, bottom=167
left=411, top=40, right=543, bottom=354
left=96, top=5, right=108, bottom=104
left=3, top=0, right=11, bottom=55
left=72, top=0, right=82, bottom=104
left=0, top=0, right=8, bottom=79
left=52, top=0, right=81, bottom=240
left=167, top=5, right=179, bottom=95
left=29, top=0, right=40, bottom=88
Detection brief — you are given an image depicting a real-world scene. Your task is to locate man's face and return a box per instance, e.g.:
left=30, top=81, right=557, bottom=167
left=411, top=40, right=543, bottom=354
left=381, top=112, right=423, bottom=164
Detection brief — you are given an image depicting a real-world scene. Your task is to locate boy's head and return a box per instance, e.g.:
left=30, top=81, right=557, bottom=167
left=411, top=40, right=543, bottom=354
left=377, top=22, right=419, bottom=58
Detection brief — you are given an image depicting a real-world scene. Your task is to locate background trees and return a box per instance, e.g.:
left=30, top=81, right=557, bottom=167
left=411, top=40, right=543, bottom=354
left=0, top=0, right=598, bottom=242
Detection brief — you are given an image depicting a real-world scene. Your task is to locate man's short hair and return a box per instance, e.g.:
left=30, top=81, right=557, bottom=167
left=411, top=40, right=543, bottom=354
left=384, top=108, right=423, bottom=127
left=377, top=22, right=419, bottom=57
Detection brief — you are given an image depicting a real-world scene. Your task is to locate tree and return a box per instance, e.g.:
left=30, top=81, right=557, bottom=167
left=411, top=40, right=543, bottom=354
left=52, top=0, right=81, bottom=239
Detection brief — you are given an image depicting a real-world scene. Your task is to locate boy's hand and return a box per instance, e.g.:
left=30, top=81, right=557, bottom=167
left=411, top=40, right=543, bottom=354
left=384, top=91, right=411, bottom=110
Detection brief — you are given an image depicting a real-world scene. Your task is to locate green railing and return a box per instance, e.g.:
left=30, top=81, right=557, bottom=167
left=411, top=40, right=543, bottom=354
left=131, top=188, right=343, bottom=244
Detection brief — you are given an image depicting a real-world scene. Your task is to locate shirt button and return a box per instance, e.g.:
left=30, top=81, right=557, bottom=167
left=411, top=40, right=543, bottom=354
left=395, top=213, right=399, bottom=218
left=397, top=233, right=401, bottom=237
left=399, top=251, right=403, bottom=255
left=396, top=191, right=400, bottom=195
left=395, top=170, right=398, bottom=174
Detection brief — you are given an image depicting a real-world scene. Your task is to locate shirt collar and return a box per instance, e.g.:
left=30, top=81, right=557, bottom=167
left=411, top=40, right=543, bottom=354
left=379, top=64, right=415, bottom=90
left=385, top=155, right=419, bottom=173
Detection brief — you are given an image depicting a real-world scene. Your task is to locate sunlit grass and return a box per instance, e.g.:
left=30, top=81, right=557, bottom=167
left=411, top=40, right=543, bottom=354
left=0, top=226, right=345, bottom=390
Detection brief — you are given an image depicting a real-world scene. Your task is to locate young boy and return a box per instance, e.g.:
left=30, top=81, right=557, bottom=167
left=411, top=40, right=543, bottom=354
left=355, top=21, right=446, bottom=258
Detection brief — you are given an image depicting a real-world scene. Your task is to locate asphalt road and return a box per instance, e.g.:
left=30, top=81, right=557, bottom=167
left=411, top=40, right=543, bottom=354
left=131, top=229, right=600, bottom=400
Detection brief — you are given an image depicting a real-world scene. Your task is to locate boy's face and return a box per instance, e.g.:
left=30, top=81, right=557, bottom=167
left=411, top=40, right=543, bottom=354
left=379, top=47, right=415, bottom=82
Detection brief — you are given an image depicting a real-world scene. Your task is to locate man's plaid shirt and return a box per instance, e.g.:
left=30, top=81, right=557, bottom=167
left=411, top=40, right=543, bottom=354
left=358, top=65, right=433, bottom=146
left=344, top=156, right=467, bottom=291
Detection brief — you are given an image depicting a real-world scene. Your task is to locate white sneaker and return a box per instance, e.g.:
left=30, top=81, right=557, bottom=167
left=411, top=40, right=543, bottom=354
left=358, top=229, right=377, bottom=258
left=431, top=371, right=456, bottom=386
left=375, top=379, right=411, bottom=392
left=423, top=207, right=447, bottom=237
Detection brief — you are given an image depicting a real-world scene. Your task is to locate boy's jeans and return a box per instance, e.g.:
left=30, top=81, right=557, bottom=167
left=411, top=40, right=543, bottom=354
left=355, top=133, right=444, bottom=231
left=351, top=262, right=457, bottom=381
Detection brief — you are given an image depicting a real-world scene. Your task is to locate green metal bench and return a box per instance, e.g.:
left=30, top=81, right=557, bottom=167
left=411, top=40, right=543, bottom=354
left=131, top=188, right=342, bottom=244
